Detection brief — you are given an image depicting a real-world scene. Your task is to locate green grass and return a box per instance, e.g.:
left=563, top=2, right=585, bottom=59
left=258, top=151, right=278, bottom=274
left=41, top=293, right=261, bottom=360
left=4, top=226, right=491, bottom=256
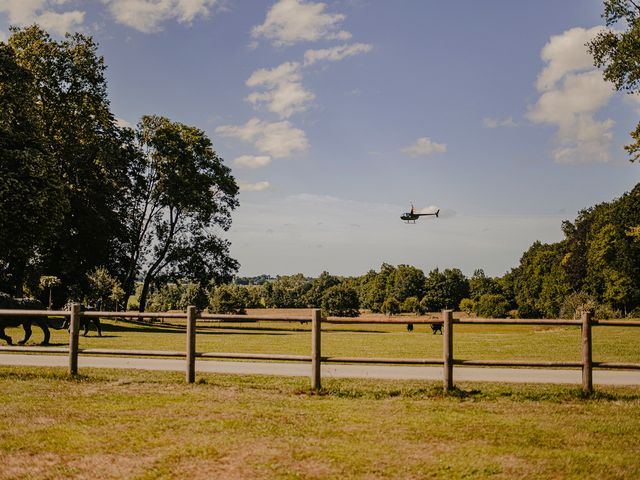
left=0, top=367, right=639, bottom=479
left=5, top=315, right=640, bottom=364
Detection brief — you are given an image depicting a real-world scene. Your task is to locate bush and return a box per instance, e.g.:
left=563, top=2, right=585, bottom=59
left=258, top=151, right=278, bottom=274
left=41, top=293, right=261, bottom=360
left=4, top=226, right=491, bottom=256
left=321, top=284, right=360, bottom=317
left=146, top=284, right=183, bottom=312
left=594, top=304, right=622, bottom=320
left=559, top=292, right=622, bottom=320
left=559, top=292, right=596, bottom=319
left=179, top=283, right=208, bottom=310
left=401, top=296, right=422, bottom=315
left=126, top=296, right=139, bottom=311
left=475, top=294, right=510, bottom=318
left=381, top=297, right=400, bottom=316
left=459, top=298, right=475, bottom=315
left=208, top=285, right=247, bottom=314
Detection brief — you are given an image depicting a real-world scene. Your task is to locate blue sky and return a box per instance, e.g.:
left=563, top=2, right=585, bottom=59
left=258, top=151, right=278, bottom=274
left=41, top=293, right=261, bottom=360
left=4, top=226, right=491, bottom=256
left=1, top=0, right=638, bottom=277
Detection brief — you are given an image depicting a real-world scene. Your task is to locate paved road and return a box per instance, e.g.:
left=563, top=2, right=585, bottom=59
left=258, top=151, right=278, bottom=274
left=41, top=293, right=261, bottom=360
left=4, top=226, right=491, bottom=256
left=1, top=353, right=640, bottom=385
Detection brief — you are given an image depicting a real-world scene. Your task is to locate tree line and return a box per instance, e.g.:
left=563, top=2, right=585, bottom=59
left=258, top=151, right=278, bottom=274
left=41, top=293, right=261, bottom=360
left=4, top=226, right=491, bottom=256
left=0, top=26, right=239, bottom=311
left=200, top=183, right=639, bottom=319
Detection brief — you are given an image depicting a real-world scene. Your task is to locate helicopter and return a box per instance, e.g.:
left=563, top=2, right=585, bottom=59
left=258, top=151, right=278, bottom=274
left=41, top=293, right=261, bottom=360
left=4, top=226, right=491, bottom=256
left=401, top=203, right=439, bottom=223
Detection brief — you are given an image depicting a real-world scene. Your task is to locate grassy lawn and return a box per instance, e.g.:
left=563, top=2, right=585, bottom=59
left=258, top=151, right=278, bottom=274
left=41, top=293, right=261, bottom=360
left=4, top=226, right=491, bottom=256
left=4, top=309, right=640, bottom=364
left=0, top=367, right=639, bottom=479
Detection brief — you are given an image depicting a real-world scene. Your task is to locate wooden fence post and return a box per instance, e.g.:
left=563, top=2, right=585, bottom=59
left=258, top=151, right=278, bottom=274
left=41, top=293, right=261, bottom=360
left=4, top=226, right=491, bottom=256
left=69, top=303, right=80, bottom=375
left=186, top=306, right=196, bottom=384
left=581, top=309, right=593, bottom=394
left=443, top=310, right=454, bottom=391
left=311, top=309, right=322, bottom=391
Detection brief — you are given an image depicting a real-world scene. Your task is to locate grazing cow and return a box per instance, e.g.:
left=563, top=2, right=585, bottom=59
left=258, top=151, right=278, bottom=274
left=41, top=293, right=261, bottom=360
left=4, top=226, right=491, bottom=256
left=61, top=304, right=102, bottom=337
left=431, top=323, right=443, bottom=335
left=0, top=293, right=61, bottom=345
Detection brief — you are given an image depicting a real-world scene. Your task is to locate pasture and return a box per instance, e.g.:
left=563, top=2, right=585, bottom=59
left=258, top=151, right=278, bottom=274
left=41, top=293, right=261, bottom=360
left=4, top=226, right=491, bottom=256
left=2, top=309, right=640, bottom=365
left=2, top=310, right=640, bottom=478
left=1, top=367, right=640, bottom=479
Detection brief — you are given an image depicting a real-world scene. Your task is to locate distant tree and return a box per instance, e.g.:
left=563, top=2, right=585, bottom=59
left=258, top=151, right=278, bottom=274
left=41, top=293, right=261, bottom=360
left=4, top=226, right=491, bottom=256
left=209, top=285, right=247, bottom=314
left=360, top=264, right=395, bottom=312
left=381, top=297, right=400, bottom=316
left=179, top=282, right=209, bottom=310
left=305, top=271, right=341, bottom=307
left=39, top=276, right=61, bottom=310
left=321, top=284, right=360, bottom=317
left=146, top=283, right=183, bottom=312
left=475, top=294, right=510, bottom=318
left=86, top=267, right=119, bottom=309
left=263, top=274, right=312, bottom=308
left=401, top=296, right=422, bottom=315
left=589, top=0, right=640, bottom=161
left=422, top=268, right=469, bottom=311
left=509, top=241, right=571, bottom=318
left=469, top=269, right=502, bottom=301
left=560, top=292, right=596, bottom=319
left=459, top=298, right=475, bottom=315
left=388, top=265, right=426, bottom=303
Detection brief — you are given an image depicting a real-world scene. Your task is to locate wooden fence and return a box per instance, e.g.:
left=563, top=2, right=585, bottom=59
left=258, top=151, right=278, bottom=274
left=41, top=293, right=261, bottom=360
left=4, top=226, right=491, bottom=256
left=1, top=306, right=639, bottom=393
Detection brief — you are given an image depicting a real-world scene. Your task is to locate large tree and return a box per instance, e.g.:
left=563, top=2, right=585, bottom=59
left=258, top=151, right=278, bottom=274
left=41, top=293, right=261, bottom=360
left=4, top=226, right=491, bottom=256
left=6, top=26, right=135, bottom=301
left=0, top=42, right=66, bottom=294
left=589, top=0, right=640, bottom=161
left=125, top=115, right=239, bottom=311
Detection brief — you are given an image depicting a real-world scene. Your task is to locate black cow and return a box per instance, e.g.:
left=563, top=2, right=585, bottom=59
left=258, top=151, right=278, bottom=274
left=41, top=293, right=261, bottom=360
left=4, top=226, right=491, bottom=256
left=61, top=304, right=102, bottom=337
left=0, top=293, right=62, bottom=345
left=431, top=323, right=443, bottom=335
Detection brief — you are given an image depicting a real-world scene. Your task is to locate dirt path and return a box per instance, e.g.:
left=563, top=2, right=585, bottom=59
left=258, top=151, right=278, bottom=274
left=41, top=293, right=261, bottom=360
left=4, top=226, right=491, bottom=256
left=1, top=353, right=640, bottom=385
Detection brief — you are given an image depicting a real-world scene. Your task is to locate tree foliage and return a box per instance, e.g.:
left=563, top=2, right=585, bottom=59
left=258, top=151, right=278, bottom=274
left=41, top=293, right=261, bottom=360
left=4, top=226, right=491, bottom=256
left=129, top=115, right=239, bottom=311
left=321, top=284, right=360, bottom=317
left=589, top=0, right=640, bottom=161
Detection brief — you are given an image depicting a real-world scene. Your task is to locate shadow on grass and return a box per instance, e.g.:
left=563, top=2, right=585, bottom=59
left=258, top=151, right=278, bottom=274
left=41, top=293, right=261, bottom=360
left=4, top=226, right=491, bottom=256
left=302, top=381, right=640, bottom=402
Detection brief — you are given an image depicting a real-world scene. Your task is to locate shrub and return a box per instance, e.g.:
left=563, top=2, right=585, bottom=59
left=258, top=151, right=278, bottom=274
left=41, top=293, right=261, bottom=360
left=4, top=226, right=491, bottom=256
left=146, top=284, right=183, bottom=312
left=179, top=283, right=208, bottom=310
left=208, top=285, right=247, bottom=314
left=475, top=294, right=510, bottom=318
left=459, top=298, right=475, bottom=315
left=401, top=296, right=422, bottom=315
left=321, top=284, right=360, bottom=317
left=559, top=292, right=596, bottom=319
left=381, top=297, right=400, bottom=316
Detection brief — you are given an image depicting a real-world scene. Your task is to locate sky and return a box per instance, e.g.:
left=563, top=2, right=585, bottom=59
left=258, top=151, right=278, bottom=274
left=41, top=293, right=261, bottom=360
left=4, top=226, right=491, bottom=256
left=1, top=0, right=639, bottom=278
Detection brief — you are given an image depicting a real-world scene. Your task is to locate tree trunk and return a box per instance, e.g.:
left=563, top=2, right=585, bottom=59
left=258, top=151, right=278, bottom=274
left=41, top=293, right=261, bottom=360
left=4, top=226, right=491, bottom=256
left=138, top=274, right=152, bottom=313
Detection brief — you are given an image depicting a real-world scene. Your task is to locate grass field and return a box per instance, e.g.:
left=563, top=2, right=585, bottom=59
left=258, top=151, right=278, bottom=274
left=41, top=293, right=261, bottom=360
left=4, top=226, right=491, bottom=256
left=2, top=311, right=640, bottom=478
left=0, top=367, right=639, bottom=479
left=4, top=309, right=640, bottom=364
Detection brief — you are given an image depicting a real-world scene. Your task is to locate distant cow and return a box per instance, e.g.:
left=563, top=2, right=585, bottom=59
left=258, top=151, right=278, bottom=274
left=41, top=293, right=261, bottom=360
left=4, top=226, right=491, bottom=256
left=431, top=323, right=443, bottom=335
left=0, top=293, right=62, bottom=345
left=61, top=303, right=102, bottom=337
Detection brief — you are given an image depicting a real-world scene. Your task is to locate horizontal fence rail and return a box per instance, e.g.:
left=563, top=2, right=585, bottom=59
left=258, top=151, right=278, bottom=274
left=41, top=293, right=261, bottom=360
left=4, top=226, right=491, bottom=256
left=0, top=306, right=639, bottom=392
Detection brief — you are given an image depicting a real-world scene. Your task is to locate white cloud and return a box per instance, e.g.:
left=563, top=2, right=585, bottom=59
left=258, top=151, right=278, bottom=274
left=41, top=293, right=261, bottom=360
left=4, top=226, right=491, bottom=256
left=103, top=0, right=220, bottom=33
left=245, top=62, right=314, bottom=118
left=239, top=181, right=271, bottom=192
left=303, top=42, right=372, bottom=66
left=252, top=0, right=351, bottom=47
left=216, top=117, right=309, bottom=158
left=536, top=26, right=606, bottom=92
left=482, top=116, right=516, bottom=128
left=233, top=155, right=272, bottom=169
left=0, top=0, right=85, bottom=35
left=401, top=137, right=447, bottom=157
left=528, top=26, right=616, bottom=163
